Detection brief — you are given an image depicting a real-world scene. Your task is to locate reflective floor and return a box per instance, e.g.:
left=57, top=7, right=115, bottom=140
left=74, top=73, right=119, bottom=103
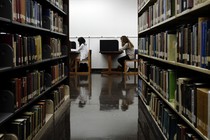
left=70, top=73, right=139, bottom=140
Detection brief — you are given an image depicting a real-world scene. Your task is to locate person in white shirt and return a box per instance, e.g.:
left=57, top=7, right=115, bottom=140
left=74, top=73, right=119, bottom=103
left=76, top=37, right=89, bottom=72
left=118, top=36, right=135, bottom=72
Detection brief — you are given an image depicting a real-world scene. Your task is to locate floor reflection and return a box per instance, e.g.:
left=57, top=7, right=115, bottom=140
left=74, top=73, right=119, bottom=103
left=70, top=74, right=138, bottom=140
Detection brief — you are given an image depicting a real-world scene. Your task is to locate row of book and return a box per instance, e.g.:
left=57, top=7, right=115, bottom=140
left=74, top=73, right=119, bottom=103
left=138, top=17, right=210, bottom=69
left=48, top=84, right=68, bottom=111
left=43, top=36, right=62, bottom=58
left=138, top=0, right=206, bottom=11
left=139, top=60, right=177, bottom=102
left=11, top=0, right=64, bottom=33
left=138, top=0, right=175, bottom=31
left=0, top=70, right=45, bottom=110
left=138, top=31, right=177, bottom=61
left=176, top=0, right=209, bottom=14
left=139, top=59, right=210, bottom=138
left=12, top=0, right=42, bottom=27
left=43, top=8, right=64, bottom=33
left=143, top=91, right=200, bottom=140
left=0, top=62, right=66, bottom=111
left=7, top=100, right=47, bottom=140
left=0, top=33, right=63, bottom=67
left=175, top=78, right=210, bottom=138
left=138, top=59, right=150, bottom=81
left=49, top=0, right=64, bottom=10
left=137, top=0, right=149, bottom=11
left=138, top=0, right=208, bottom=32
left=150, top=66, right=176, bottom=103
left=51, top=63, right=65, bottom=84
left=3, top=84, right=69, bottom=140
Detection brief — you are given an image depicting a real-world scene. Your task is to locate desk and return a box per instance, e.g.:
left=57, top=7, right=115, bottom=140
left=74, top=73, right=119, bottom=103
left=70, top=51, right=80, bottom=74
left=100, top=51, right=122, bottom=75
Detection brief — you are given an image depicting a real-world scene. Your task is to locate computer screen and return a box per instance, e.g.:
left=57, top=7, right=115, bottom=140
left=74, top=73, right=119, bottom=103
left=70, top=41, right=76, bottom=49
left=100, top=40, right=119, bottom=52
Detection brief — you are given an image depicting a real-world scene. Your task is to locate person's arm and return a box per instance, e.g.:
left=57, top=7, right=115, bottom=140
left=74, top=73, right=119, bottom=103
left=76, top=44, right=84, bottom=52
left=119, top=43, right=129, bottom=51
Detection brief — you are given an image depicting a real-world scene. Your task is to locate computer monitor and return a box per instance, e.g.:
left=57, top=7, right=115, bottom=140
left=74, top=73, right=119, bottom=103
left=100, top=40, right=119, bottom=52
left=70, top=41, right=76, bottom=49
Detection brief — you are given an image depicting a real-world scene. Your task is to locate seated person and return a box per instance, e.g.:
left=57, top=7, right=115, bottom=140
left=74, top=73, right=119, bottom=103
left=117, top=36, right=135, bottom=72
left=76, top=37, right=89, bottom=72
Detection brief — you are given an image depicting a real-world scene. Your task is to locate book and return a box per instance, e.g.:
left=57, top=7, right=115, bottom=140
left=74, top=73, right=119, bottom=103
left=20, top=115, right=31, bottom=140
left=176, top=124, right=187, bottom=140
left=20, top=0, right=26, bottom=23
left=167, top=32, right=177, bottom=61
left=192, top=23, right=198, bottom=66
left=12, top=0, right=17, bottom=21
left=201, top=20, right=208, bottom=68
left=34, top=35, right=42, bottom=61
left=16, top=0, right=20, bottom=22
left=21, top=77, right=28, bottom=105
left=23, top=111, right=34, bottom=139
left=23, top=36, right=28, bottom=65
left=197, top=87, right=210, bottom=138
left=7, top=120, right=24, bottom=140
left=0, top=33, right=16, bottom=67
left=167, top=69, right=176, bottom=102
left=175, top=78, right=192, bottom=113
left=198, top=17, right=209, bottom=67
left=36, top=100, right=46, bottom=125
left=207, top=29, right=210, bottom=69
left=13, top=118, right=27, bottom=140
left=168, top=113, right=177, bottom=140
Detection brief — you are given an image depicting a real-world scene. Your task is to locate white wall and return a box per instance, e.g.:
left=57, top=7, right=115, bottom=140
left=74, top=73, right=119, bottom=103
left=69, top=0, right=138, bottom=69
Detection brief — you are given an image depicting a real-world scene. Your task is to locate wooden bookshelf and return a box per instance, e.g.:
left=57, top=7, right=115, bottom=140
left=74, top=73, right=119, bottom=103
left=138, top=0, right=210, bottom=139
left=0, top=0, right=70, bottom=139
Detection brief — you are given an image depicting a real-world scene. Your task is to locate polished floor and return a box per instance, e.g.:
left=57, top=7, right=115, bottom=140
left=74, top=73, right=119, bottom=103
left=70, top=73, right=139, bottom=140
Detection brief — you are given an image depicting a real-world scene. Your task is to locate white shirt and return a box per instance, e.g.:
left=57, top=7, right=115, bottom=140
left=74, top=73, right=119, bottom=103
left=76, top=43, right=88, bottom=61
left=119, top=43, right=134, bottom=59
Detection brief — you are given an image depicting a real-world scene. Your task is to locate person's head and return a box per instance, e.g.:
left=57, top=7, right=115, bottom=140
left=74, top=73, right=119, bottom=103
left=78, top=37, right=86, bottom=46
left=120, top=36, right=129, bottom=46
left=120, top=36, right=134, bottom=48
left=79, top=100, right=86, bottom=108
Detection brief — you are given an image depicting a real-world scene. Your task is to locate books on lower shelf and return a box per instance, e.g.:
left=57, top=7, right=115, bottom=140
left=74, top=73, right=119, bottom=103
left=140, top=87, right=200, bottom=139
left=0, top=63, right=66, bottom=112
left=138, top=58, right=210, bottom=139
left=2, top=84, right=69, bottom=140
left=149, top=65, right=177, bottom=102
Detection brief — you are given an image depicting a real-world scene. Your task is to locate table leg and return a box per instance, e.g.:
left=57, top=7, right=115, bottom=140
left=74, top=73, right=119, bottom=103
left=107, top=54, right=112, bottom=74
left=101, top=54, right=121, bottom=75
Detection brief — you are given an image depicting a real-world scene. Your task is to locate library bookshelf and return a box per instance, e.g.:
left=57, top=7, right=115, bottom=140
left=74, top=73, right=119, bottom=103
left=0, top=0, right=70, bottom=139
left=138, top=0, right=210, bottom=140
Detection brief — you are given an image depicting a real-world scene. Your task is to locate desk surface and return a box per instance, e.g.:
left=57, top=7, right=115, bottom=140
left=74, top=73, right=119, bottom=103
left=70, top=50, right=80, bottom=54
left=100, top=51, right=122, bottom=54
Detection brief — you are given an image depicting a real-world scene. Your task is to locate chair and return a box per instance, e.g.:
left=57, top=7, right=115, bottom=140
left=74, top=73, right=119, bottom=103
left=75, top=50, right=91, bottom=75
left=124, top=49, right=138, bottom=75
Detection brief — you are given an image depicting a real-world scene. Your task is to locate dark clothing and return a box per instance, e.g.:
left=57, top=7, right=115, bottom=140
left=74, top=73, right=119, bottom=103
left=118, top=55, right=131, bottom=70
left=79, top=63, right=88, bottom=72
